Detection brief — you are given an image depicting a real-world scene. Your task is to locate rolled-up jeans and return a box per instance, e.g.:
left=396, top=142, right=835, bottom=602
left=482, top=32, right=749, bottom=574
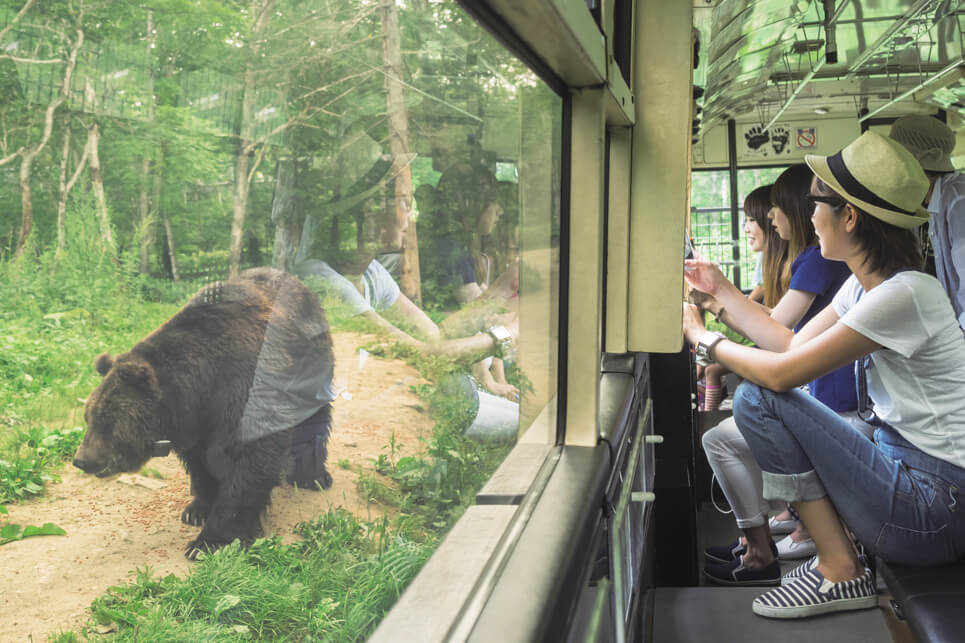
left=733, top=381, right=965, bottom=566
left=703, top=410, right=873, bottom=529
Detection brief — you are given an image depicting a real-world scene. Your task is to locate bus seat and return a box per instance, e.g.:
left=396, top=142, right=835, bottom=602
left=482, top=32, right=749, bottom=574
left=877, top=556, right=965, bottom=643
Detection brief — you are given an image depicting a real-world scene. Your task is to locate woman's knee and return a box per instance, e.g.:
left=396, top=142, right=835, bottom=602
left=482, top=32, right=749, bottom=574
left=701, top=416, right=743, bottom=455
left=732, top=380, right=764, bottom=422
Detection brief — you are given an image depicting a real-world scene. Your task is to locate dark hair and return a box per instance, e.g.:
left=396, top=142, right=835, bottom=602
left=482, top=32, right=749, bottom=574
left=812, top=177, right=922, bottom=275
left=744, top=184, right=788, bottom=307
left=771, top=164, right=817, bottom=255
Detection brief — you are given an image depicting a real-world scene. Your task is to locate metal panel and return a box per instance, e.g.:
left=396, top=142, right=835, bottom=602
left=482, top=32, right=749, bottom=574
left=605, top=127, right=632, bottom=353
left=565, top=87, right=607, bottom=446
left=627, top=0, right=693, bottom=352
left=485, top=0, right=606, bottom=87
left=368, top=504, right=518, bottom=643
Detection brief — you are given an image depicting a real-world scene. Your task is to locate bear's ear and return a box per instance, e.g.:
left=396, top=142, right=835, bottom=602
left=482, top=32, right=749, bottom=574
left=115, top=359, right=159, bottom=394
left=94, top=353, right=114, bottom=376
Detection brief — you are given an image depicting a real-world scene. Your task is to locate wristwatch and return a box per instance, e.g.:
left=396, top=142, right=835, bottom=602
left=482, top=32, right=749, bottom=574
left=695, top=330, right=727, bottom=366
left=486, top=325, right=515, bottom=361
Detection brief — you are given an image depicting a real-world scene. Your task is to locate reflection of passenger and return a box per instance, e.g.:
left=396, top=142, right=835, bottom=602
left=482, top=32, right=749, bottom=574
left=421, top=162, right=508, bottom=306
left=419, top=163, right=522, bottom=404
left=293, top=215, right=519, bottom=440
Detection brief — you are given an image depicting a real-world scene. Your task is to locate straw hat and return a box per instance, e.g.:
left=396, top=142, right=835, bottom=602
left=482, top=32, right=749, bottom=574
left=889, top=114, right=956, bottom=173
left=804, top=130, right=929, bottom=229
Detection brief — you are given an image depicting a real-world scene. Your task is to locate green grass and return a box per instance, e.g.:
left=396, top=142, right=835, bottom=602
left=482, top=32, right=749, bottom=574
left=81, top=511, right=434, bottom=641
left=1, top=226, right=514, bottom=640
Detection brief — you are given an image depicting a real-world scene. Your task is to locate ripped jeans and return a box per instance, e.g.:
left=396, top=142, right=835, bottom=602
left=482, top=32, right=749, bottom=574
left=733, top=381, right=965, bottom=566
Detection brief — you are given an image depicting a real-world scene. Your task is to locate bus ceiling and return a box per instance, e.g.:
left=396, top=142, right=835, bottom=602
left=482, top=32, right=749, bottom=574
left=693, top=0, right=965, bottom=160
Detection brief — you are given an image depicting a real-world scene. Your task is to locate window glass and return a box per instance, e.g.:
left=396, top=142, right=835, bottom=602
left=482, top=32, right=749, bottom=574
left=0, top=1, right=560, bottom=639
left=690, top=166, right=785, bottom=289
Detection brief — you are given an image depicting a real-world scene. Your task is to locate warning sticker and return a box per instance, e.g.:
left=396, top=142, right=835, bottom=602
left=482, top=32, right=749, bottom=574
left=796, top=127, right=817, bottom=149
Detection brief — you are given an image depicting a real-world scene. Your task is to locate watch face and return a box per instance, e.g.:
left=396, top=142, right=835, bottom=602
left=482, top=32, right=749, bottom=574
left=490, top=326, right=511, bottom=341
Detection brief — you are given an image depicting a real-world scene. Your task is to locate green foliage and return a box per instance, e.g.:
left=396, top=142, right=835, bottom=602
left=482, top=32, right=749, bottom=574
left=0, top=425, right=83, bottom=503
left=0, top=502, right=67, bottom=546
left=1, top=519, right=67, bottom=545
left=83, top=511, right=433, bottom=641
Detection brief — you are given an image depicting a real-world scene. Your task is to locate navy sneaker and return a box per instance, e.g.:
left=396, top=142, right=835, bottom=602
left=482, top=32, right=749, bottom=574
left=704, top=556, right=781, bottom=587
left=705, top=538, right=779, bottom=565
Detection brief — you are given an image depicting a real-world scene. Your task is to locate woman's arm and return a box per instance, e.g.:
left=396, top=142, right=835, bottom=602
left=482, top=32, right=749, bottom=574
left=360, top=310, right=507, bottom=362
left=684, top=303, right=879, bottom=391
left=686, top=259, right=795, bottom=351
left=747, top=283, right=765, bottom=304
left=388, top=293, right=442, bottom=341
left=768, top=289, right=817, bottom=330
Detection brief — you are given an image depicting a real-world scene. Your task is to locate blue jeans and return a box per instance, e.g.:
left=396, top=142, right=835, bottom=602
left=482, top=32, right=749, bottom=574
left=733, top=381, right=965, bottom=566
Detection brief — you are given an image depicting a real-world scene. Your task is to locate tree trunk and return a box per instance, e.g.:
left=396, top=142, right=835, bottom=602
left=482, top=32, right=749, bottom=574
left=228, top=0, right=274, bottom=277
left=270, top=156, right=303, bottom=270
left=55, top=120, right=89, bottom=256
left=16, top=153, right=33, bottom=252
left=55, top=123, right=70, bottom=255
left=380, top=0, right=420, bottom=303
left=138, top=154, right=151, bottom=271
left=229, top=141, right=251, bottom=277
left=138, top=11, right=156, bottom=273
left=162, top=215, right=179, bottom=281
left=87, top=120, right=111, bottom=246
left=84, top=77, right=111, bottom=246
left=13, top=23, right=85, bottom=256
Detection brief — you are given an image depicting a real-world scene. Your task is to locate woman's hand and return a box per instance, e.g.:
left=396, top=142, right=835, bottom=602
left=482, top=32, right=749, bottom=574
left=486, top=381, right=520, bottom=402
left=682, top=302, right=707, bottom=346
left=684, top=258, right=729, bottom=296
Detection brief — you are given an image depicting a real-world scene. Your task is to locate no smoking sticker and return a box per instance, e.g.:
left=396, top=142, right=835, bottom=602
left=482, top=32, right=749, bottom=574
left=796, top=127, right=817, bottom=149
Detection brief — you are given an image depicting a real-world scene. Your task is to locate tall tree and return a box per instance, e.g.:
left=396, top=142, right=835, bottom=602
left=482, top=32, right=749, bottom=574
left=83, top=76, right=111, bottom=246
left=12, top=6, right=84, bottom=255
left=228, top=0, right=275, bottom=277
left=380, top=0, right=420, bottom=302
left=55, top=114, right=89, bottom=255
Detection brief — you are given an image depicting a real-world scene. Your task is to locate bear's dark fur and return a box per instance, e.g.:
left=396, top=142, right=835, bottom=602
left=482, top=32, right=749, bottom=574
left=73, top=267, right=334, bottom=558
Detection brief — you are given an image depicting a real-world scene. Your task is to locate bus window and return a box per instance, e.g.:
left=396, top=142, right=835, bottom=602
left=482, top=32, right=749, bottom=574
left=0, top=1, right=561, bottom=638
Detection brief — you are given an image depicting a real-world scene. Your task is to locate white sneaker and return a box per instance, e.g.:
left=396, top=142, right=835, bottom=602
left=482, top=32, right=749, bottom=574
left=768, top=516, right=796, bottom=535
left=776, top=534, right=817, bottom=560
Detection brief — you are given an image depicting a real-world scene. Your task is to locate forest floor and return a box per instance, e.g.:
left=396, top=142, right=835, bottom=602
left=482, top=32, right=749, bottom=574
left=0, top=331, right=434, bottom=643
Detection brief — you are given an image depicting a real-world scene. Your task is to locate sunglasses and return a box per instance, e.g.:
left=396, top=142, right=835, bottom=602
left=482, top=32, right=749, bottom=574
left=805, top=194, right=847, bottom=210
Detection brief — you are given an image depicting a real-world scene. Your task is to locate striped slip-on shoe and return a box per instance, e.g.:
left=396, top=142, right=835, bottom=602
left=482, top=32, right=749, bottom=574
left=752, top=566, right=877, bottom=619
left=781, top=555, right=818, bottom=586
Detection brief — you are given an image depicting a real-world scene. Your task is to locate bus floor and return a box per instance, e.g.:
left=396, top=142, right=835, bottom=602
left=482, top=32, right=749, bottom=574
left=651, top=470, right=918, bottom=643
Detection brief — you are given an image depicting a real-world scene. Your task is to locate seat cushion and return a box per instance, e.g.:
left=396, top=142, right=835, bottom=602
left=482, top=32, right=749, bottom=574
left=878, top=558, right=965, bottom=643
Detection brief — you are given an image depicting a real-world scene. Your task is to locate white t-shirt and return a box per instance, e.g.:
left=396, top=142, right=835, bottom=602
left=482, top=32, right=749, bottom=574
left=294, top=259, right=400, bottom=315
left=832, top=271, right=965, bottom=469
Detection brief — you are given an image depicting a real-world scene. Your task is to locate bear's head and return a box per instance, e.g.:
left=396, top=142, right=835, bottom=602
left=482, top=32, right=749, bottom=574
left=73, top=352, right=164, bottom=477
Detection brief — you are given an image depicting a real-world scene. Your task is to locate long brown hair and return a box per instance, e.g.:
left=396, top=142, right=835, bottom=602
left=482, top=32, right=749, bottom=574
left=771, top=164, right=817, bottom=297
left=744, top=184, right=788, bottom=307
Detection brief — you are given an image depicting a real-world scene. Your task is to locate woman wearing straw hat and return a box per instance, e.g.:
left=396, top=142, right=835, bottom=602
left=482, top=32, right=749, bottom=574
left=683, top=130, right=965, bottom=619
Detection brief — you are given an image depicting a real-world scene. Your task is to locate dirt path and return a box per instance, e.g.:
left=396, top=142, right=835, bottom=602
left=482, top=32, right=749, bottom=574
left=0, top=331, right=434, bottom=642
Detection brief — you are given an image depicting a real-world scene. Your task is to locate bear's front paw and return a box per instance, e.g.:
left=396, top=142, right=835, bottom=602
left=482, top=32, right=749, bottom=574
left=180, top=501, right=210, bottom=526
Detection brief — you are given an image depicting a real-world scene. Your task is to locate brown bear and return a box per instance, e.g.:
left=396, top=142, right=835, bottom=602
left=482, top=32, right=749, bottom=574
left=72, top=267, right=334, bottom=558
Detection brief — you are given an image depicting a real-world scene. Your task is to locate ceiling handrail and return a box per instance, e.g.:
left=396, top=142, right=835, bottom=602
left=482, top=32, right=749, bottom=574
left=846, top=0, right=947, bottom=76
